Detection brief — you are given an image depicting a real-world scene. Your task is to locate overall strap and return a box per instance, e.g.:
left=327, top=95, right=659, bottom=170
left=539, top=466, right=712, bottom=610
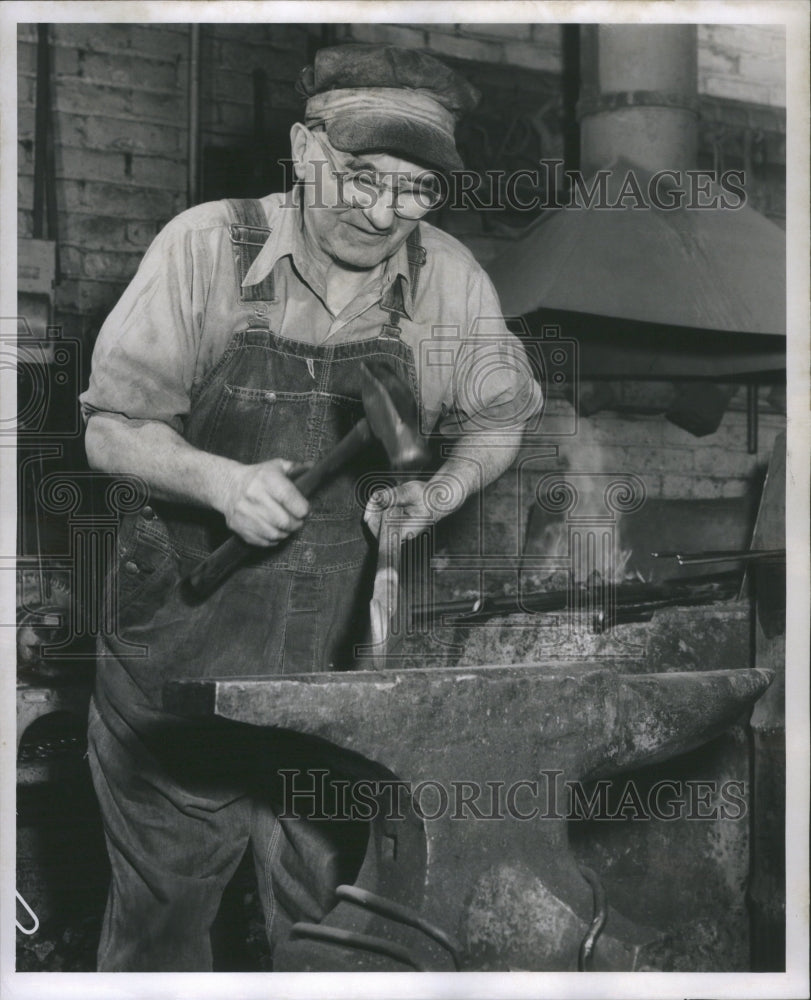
left=380, top=226, right=427, bottom=339
left=226, top=198, right=275, bottom=302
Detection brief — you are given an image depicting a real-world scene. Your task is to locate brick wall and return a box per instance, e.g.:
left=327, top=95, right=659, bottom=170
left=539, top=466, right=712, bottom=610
left=18, top=24, right=190, bottom=345
left=331, top=23, right=563, bottom=74
left=17, top=23, right=310, bottom=351
left=538, top=397, right=784, bottom=501
left=333, top=22, right=786, bottom=106
left=698, top=24, right=785, bottom=107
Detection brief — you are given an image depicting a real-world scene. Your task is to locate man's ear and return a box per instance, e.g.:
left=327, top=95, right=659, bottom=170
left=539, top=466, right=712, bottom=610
left=289, top=123, right=310, bottom=181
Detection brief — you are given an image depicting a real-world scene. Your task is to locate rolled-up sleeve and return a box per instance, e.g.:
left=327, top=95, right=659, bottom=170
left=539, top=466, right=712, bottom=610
left=80, top=213, right=210, bottom=434
left=440, top=267, right=543, bottom=437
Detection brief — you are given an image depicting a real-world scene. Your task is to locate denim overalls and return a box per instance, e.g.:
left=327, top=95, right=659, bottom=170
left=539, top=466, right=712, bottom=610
left=87, top=199, right=426, bottom=970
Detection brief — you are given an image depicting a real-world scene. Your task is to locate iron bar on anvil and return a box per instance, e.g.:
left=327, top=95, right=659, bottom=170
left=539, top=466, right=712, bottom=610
left=652, top=548, right=785, bottom=566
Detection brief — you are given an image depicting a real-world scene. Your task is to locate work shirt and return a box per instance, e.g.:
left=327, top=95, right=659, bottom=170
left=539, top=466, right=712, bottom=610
left=80, top=190, right=543, bottom=438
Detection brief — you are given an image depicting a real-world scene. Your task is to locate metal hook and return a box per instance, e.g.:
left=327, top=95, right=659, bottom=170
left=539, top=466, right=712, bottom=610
left=16, top=890, right=40, bottom=936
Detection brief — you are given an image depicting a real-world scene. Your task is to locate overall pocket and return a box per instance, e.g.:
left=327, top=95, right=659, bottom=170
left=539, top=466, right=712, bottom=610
left=112, top=514, right=179, bottom=631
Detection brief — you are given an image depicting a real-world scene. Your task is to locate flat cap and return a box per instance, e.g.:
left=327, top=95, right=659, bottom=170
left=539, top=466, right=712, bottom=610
left=297, top=43, right=480, bottom=173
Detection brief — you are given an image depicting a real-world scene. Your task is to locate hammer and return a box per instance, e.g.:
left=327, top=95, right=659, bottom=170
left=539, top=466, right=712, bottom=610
left=184, top=360, right=430, bottom=600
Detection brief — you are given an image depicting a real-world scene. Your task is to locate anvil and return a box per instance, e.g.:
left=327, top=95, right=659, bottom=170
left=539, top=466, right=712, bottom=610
left=164, top=662, right=771, bottom=971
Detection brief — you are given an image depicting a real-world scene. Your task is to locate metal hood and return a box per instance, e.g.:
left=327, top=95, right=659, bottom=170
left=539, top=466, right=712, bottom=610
left=486, top=25, right=786, bottom=359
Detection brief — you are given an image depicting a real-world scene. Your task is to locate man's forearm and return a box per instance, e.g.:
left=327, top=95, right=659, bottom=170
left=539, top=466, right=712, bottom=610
left=85, top=414, right=310, bottom=545
left=84, top=413, right=240, bottom=513
left=432, top=429, right=524, bottom=515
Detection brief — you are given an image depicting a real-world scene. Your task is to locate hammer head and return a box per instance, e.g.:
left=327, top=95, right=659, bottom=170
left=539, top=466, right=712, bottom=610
left=360, top=360, right=431, bottom=472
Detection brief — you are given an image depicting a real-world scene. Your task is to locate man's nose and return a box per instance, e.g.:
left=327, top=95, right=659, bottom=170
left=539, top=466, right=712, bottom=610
left=362, top=190, right=397, bottom=230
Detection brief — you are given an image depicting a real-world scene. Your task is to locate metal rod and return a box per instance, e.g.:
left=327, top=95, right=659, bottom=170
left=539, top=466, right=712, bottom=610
left=335, top=884, right=461, bottom=970
left=290, top=921, right=424, bottom=971
left=187, top=25, right=201, bottom=206
left=410, top=572, right=742, bottom=626
left=32, top=459, right=46, bottom=602
left=33, top=25, right=50, bottom=238
left=577, top=865, right=607, bottom=971
left=747, top=383, right=759, bottom=455
left=652, top=548, right=785, bottom=566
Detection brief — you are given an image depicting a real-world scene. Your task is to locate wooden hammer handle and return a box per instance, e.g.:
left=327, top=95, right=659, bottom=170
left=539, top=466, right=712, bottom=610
left=184, top=418, right=372, bottom=600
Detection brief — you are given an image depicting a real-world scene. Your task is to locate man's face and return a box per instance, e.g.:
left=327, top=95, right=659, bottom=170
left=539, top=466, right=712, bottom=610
left=294, top=127, right=438, bottom=270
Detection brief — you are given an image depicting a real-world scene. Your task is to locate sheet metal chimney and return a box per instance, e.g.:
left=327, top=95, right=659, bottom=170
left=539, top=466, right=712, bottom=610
left=579, top=24, right=698, bottom=175
left=486, top=24, right=786, bottom=365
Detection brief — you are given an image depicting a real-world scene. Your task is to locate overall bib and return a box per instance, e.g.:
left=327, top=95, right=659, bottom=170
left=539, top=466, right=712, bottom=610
left=87, top=199, right=425, bottom=970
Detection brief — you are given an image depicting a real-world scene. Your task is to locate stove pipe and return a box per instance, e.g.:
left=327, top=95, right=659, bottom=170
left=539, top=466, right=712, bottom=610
left=578, top=24, right=698, bottom=175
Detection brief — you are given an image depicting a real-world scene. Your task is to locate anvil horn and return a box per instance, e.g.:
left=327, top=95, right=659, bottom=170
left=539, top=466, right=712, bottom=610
left=581, top=667, right=774, bottom=780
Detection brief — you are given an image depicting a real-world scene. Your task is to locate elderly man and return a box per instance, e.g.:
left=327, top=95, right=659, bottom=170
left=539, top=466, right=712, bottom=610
left=80, top=43, right=542, bottom=971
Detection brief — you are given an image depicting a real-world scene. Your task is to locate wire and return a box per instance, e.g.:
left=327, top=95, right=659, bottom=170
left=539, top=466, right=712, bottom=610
left=577, top=865, right=607, bottom=971
left=290, top=921, right=425, bottom=971
left=335, top=884, right=461, bottom=970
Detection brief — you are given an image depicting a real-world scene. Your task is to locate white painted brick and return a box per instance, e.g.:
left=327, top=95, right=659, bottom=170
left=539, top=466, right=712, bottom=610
left=54, top=23, right=187, bottom=61
left=347, top=24, right=429, bottom=49
left=692, top=446, right=754, bottom=477
left=503, top=39, right=561, bottom=73
left=700, top=24, right=777, bottom=56
left=639, top=472, right=664, bottom=498
left=60, top=178, right=182, bottom=219
left=53, top=23, right=136, bottom=53
left=57, top=147, right=131, bottom=184
left=81, top=115, right=183, bottom=156
left=125, top=219, right=161, bottom=248
left=59, top=214, right=128, bottom=249
left=531, top=24, right=561, bottom=47
left=131, top=155, right=186, bottom=190
left=589, top=415, right=671, bottom=447
left=78, top=50, right=179, bottom=91
left=427, top=30, right=504, bottom=64
left=17, top=174, right=34, bottom=208
left=17, top=107, right=35, bottom=141
left=18, top=73, right=35, bottom=107
left=213, top=98, right=253, bottom=134
left=215, top=39, right=305, bottom=79
left=697, top=43, right=740, bottom=77
left=53, top=45, right=81, bottom=77
left=659, top=474, right=696, bottom=498
left=17, top=39, right=35, bottom=74
left=459, top=23, right=533, bottom=41
left=19, top=209, right=33, bottom=239
left=739, top=53, right=786, bottom=89
left=129, top=87, right=186, bottom=124
left=82, top=251, right=142, bottom=281
left=55, top=278, right=125, bottom=315
left=691, top=477, right=726, bottom=500
left=701, top=73, right=774, bottom=106
left=621, top=446, right=695, bottom=474
left=721, top=478, right=751, bottom=498
left=53, top=78, right=131, bottom=117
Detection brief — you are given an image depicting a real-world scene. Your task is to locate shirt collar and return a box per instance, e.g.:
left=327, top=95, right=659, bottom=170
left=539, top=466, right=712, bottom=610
left=241, top=190, right=415, bottom=319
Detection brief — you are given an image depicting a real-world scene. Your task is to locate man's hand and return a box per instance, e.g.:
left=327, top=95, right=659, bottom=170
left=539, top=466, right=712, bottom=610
left=222, top=458, right=310, bottom=546
left=363, top=478, right=465, bottom=543
left=363, top=477, right=466, bottom=668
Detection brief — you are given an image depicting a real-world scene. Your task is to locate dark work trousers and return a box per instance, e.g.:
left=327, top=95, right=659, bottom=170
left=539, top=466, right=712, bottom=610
left=88, top=201, right=425, bottom=970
